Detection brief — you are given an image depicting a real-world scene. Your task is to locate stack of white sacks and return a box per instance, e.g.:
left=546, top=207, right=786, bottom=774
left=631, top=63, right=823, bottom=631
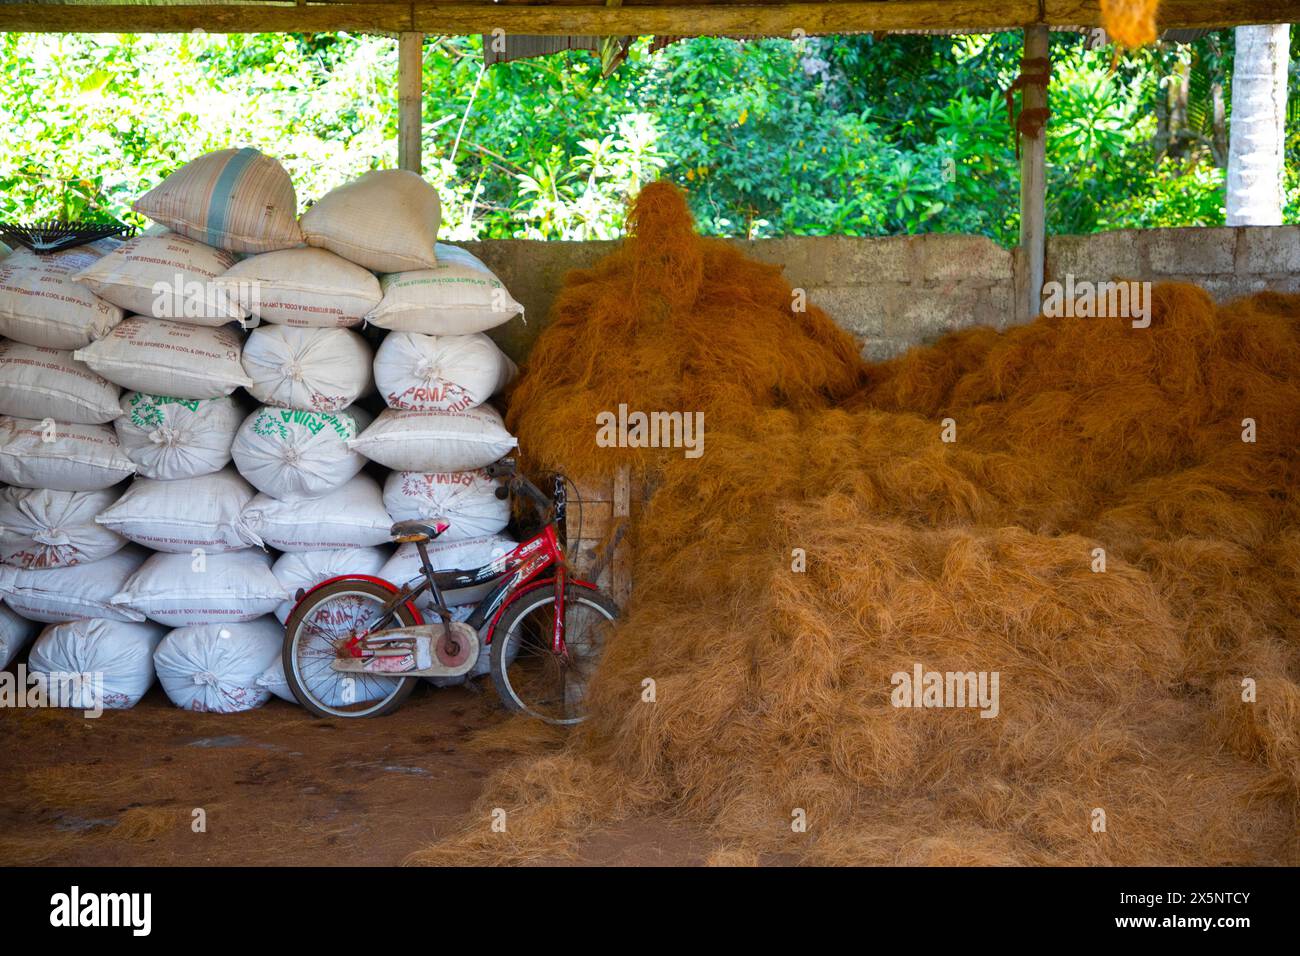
left=0, top=147, right=523, bottom=711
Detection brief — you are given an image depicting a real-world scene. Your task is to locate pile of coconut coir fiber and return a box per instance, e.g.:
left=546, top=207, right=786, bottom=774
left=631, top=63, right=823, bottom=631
left=1100, top=0, right=1160, bottom=47
left=408, top=183, right=1298, bottom=866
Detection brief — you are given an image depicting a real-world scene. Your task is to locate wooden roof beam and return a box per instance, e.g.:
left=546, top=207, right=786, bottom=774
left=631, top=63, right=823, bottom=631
left=0, top=1, right=1294, bottom=37
left=1049, top=0, right=1299, bottom=33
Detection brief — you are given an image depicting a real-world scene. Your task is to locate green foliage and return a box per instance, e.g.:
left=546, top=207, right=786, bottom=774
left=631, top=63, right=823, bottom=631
left=0, top=32, right=404, bottom=223
left=0, top=29, right=1295, bottom=243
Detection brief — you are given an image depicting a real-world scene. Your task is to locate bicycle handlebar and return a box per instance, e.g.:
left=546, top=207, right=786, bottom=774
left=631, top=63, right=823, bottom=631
left=488, top=458, right=554, bottom=516
left=516, top=477, right=552, bottom=512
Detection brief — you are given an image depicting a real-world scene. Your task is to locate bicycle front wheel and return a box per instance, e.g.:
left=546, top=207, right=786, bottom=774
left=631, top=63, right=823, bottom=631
left=489, top=584, right=618, bottom=725
left=283, top=578, right=420, bottom=718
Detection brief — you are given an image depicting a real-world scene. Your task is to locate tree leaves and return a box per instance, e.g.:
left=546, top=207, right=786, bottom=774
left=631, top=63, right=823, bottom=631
left=1, top=30, right=1293, bottom=239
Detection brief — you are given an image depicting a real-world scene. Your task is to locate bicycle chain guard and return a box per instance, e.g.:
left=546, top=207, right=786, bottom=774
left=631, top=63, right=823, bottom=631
left=330, top=622, right=480, bottom=677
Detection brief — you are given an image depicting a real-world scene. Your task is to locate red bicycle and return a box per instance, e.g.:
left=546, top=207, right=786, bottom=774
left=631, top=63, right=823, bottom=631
left=282, top=458, right=618, bottom=724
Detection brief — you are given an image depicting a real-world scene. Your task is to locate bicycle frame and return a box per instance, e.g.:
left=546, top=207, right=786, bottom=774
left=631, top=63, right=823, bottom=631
left=308, top=522, right=594, bottom=661
left=284, top=464, right=621, bottom=722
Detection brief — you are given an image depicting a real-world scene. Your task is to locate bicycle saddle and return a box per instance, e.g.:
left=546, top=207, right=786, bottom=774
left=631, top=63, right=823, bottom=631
left=390, top=519, right=450, bottom=543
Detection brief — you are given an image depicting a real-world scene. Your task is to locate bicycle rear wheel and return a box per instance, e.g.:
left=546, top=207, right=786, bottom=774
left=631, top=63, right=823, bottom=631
left=489, top=584, right=618, bottom=725
left=283, top=578, right=420, bottom=718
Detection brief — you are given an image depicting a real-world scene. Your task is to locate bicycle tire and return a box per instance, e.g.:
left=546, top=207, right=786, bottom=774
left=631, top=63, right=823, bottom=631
left=489, top=583, right=619, bottom=725
left=283, top=577, right=420, bottom=719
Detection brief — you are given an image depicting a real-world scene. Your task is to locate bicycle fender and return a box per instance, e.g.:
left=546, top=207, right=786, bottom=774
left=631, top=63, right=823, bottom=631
left=293, top=573, right=425, bottom=626
left=482, top=577, right=603, bottom=645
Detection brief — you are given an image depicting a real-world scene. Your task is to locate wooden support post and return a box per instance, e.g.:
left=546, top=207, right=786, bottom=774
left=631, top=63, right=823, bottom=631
left=1019, top=25, right=1049, bottom=321
left=611, top=465, right=632, bottom=607
left=397, top=32, right=423, bottom=174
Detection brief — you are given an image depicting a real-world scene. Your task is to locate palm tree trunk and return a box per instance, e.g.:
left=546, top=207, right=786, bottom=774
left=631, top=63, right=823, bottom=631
left=1226, top=24, right=1291, bottom=225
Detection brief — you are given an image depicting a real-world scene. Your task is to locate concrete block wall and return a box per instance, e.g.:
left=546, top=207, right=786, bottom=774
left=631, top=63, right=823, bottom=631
left=734, top=235, right=1015, bottom=362
left=466, top=239, right=618, bottom=365
left=1046, top=225, right=1300, bottom=304
left=467, top=225, right=1299, bottom=365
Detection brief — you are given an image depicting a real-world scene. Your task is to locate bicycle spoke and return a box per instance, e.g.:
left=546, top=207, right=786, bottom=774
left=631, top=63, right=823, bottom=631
left=288, top=585, right=414, bottom=716
left=496, top=594, right=615, bottom=722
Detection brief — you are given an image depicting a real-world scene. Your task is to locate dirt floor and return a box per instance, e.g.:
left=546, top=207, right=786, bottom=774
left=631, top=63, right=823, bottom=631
left=0, top=683, right=711, bottom=866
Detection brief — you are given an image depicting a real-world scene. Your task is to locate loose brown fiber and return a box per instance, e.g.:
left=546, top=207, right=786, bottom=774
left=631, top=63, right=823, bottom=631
left=408, top=184, right=1299, bottom=867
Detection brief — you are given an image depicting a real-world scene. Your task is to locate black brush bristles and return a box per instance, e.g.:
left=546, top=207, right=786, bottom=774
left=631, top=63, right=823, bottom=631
left=0, top=219, right=136, bottom=255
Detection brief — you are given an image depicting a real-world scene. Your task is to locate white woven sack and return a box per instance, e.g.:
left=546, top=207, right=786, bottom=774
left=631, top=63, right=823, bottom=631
left=0, top=545, right=149, bottom=623
left=133, top=148, right=303, bottom=254
left=373, top=331, right=516, bottom=412
left=270, top=546, right=389, bottom=623
left=154, top=617, right=283, bottom=712
left=113, top=392, right=243, bottom=480
left=300, top=169, right=440, bottom=273
left=348, top=405, right=517, bottom=473
left=0, top=342, right=121, bottom=424
left=241, top=473, right=393, bottom=552
left=0, top=602, right=40, bottom=668
left=0, top=417, right=136, bottom=491
left=74, top=316, right=252, bottom=399
left=365, top=244, right=522, bottom=335
left=71, top=233, right=249, bottom=326
left=0, top=246, right=126, bottom=348
left=214, top=247, right=382, bottom=328
left=112, top=549, right=288, bottom=627
left=383, top=469, right=509, bottom=541
left=0, top=487, right=126, bottom=569
left=95, top=468, right=255, bottom=553
left=256, top=656, right=302, bottom=705
left=241, top=325, right=372, bottom=412
left=28, top=619, right=166, bottom=710
left=231, top=405, right=370, bottom=499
